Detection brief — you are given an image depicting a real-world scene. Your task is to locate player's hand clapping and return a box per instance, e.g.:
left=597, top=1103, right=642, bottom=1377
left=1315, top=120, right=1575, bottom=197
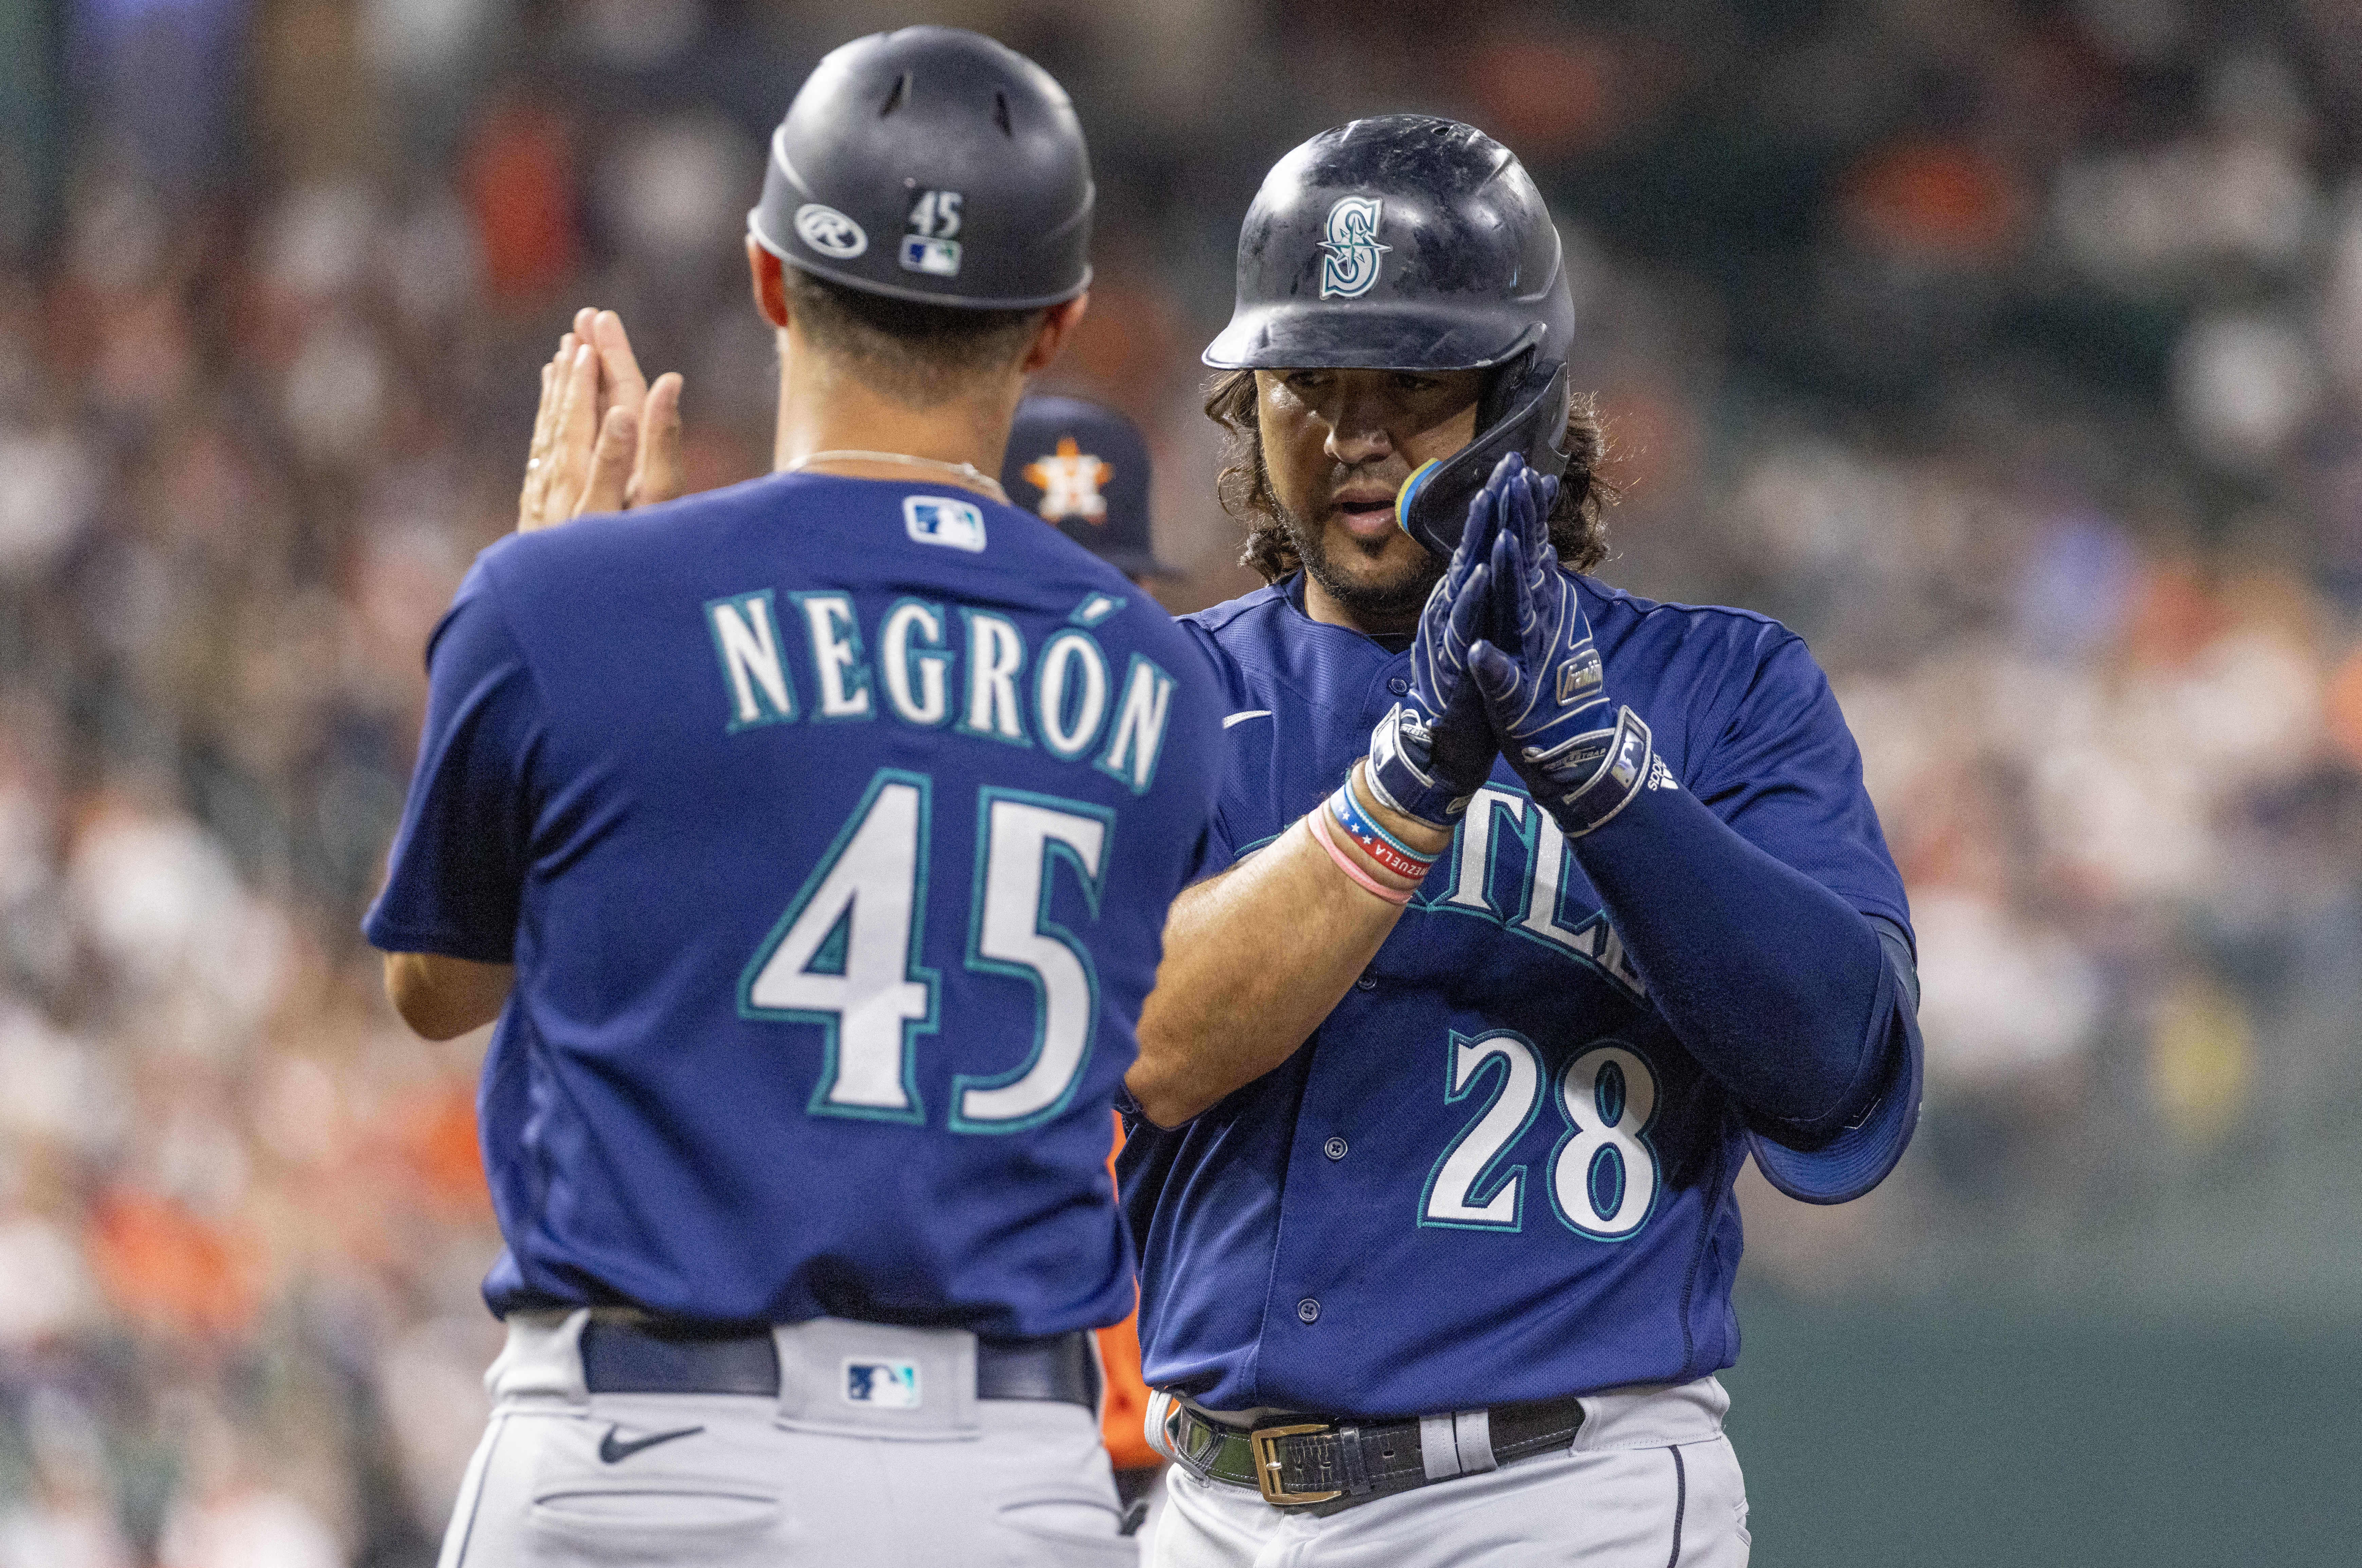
left=518, top=308, right=686, bottom=531
left=1361, top=469, right=1515, bottom=829
left=1468, top=452, right=1657, bottom=837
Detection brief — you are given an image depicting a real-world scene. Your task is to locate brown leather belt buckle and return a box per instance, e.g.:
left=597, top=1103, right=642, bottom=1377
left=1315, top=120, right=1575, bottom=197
left=1251, top=1422, right=1345, bottom=1508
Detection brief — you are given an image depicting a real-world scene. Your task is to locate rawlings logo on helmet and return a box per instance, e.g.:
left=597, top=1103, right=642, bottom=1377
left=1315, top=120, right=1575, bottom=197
left=794, top=203, right=868, bottom=259
left=1318, top=196, right=1390, bottom=299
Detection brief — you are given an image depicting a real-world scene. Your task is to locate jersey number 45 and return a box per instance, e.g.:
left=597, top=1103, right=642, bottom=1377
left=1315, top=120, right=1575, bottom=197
left=739, top=768, right=1110, bottom=1135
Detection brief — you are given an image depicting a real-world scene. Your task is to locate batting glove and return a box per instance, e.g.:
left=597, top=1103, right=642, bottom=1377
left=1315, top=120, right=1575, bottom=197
left=1468, top=453, right=1655, bottom=838
left=1361, top=464, right=1514, bottom=829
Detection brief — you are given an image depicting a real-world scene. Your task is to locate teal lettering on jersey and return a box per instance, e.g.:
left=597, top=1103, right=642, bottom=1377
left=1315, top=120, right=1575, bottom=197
left=705, top=590, right=798, bottom=731
left=1421, top=783, right=1645, bottom=999
left=1095, top=654, right=1177, bottom=795
left=1034, top=630, right=1111, bottom=760
left=1070, top=593, right=1125, bottom=628
left=959, top=610, right=1033, bottom=746
left=707, top=590, right=1178, bottom=788
left=880, top=598, right=954, bottom=726
left=792, top=592, right=874, bottom=721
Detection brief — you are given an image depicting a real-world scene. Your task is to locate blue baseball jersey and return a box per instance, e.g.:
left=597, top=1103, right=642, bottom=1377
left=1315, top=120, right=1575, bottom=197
left=1119, top=574, right=1912, bottom=1417
left=365, top=473, right=1221, bottom=1338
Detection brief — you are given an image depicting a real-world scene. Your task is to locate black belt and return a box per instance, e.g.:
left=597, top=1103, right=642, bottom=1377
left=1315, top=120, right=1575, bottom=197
left=578, top=1318, right=1099, bottom=1411
left=1161, top=1393, right=1586, bottom=1514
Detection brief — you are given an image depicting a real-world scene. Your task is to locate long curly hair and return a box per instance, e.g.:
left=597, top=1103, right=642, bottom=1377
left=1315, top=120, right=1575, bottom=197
left=1203, top=370, right=1615, bottom=584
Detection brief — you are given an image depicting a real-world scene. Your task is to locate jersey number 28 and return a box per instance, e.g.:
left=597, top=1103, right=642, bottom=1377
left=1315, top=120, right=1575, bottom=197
left=1421, top=1031, right=1661, bottom=1239
left=739, top=768, right=1109, bottom=1134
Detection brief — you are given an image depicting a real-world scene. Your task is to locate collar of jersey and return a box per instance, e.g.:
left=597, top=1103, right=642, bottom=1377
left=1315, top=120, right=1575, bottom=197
left=776, top=468, right=1012, bottom=511
left=1282, top=574, right=1414, bottom=657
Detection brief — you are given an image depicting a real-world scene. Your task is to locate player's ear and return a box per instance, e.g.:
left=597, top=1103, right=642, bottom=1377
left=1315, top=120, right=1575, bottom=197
left=1019, top=292, right=1089, bottom=376
left=747, top=236, right=791, bottom=331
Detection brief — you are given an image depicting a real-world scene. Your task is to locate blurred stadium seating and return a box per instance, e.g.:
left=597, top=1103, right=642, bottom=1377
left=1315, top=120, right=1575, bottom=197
left=1, top=2, right=2358, bottom=1563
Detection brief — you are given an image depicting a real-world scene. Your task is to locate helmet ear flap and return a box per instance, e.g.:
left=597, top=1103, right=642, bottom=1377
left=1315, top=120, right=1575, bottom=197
left=1396, top=357, right=1572, bottom=558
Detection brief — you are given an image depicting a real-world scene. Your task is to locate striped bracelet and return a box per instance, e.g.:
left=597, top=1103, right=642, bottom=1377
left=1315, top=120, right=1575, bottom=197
left=1303, top=809, right=1414, bottom=906
left=1329, top=776, right=1439, bottom=884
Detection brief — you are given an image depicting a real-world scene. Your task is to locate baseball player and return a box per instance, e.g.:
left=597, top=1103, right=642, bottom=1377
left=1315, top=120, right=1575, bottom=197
left=366, top=28, right=1221, bottom=1567
left=1118, top=117, right=1924, bottom=1565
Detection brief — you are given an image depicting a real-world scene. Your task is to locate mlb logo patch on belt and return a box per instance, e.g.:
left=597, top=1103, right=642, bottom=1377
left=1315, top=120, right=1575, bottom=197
left=844, top=1360, right=921, bottom=1408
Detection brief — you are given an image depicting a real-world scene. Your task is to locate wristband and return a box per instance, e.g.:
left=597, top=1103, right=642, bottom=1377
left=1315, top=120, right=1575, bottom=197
left=1547, top=707, right=1655, bottom=838
left=1329, top=776, right=1438, bottom=883
left=1364, top=703, right=1471, bottom=827
left=1303, top=809, right=1415, bottom=906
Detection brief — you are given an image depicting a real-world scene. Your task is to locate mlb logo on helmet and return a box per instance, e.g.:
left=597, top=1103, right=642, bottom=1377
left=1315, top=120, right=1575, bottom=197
left=844, top=1360, right=921, bottom=1408
left=902, top=238, right=961, bottom=276
left=1319, top=196, right=1389, bottom=298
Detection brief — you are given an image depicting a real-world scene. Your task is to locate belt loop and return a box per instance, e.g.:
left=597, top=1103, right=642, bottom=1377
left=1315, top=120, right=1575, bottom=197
left=1419, top=1413, right=1460, bottom=1481
left=1183, top=1411, right=1223, bottom=1471
left=1334, top=1425, right=1371, bottom=1493
left=487, top=1308, right=592, bottom=1407
left=1081, top=1330, right=1106, bottom=1420
left=1453, top=1408, right=1497, bottom=1475
left=1145, top=1392, right=1184, bottom=1466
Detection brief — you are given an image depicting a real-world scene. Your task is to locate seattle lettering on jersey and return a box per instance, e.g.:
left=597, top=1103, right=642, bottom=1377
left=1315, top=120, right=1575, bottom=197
left=1424, top=783, right=1646, bottom=998
left=702, top=588, right=1178, bottom=793
left=1227, top=778, right=1647, bottom=998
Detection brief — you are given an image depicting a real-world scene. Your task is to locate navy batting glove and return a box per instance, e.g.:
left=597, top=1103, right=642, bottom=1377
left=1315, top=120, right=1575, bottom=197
left=1363, top=464, right=1515, bottom=828
left=1468, top=456, right=1656, bottom=837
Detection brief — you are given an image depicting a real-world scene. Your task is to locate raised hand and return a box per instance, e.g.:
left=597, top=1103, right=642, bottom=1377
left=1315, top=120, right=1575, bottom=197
left=517, top=309, right=685, bottom=532
left=1361, top=458, right=1515, bottom=829
left=1468, top=452, right=1656, bottom=837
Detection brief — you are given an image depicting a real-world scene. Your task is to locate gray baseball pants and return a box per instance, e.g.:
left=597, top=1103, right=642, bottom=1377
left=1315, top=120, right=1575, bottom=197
left=437, top=1309, right=1137, bottom=1567
left=1146, top=1377, right=1748, bottom=1568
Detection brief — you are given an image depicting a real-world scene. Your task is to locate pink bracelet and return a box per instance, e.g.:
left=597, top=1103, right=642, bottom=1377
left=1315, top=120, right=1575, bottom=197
left=1304, top=808, right=1414, bottom=906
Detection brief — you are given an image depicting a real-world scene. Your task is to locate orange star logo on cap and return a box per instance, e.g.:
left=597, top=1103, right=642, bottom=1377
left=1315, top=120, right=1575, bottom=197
left=1022, top=436, right=1114, bottom=525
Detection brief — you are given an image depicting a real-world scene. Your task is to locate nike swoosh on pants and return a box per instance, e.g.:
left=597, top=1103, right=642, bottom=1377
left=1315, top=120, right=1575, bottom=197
left=598, top=1424, right=706, bottom=1464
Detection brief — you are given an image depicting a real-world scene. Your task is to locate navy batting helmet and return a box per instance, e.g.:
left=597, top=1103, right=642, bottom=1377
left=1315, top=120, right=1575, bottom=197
left=1204, top=115, right=1575, bottom=557
left=749, top=27, right=1093, bottom=310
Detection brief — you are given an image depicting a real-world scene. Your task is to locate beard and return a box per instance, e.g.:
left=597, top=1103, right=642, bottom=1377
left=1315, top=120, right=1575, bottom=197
left=1276, top=496, right=1445, bottom=627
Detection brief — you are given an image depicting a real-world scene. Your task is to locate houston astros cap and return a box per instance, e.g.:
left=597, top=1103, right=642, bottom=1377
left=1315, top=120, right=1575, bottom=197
left=1001, top=395, right=1178, bottom=580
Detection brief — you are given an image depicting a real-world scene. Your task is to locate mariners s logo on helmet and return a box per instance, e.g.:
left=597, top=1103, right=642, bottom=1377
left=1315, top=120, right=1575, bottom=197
left=1319, top=197, right=1390, bottom=299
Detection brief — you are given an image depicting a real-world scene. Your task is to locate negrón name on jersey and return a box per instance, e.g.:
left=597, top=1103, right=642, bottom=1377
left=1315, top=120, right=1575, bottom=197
left=704, top=583, right=1178, bottom=792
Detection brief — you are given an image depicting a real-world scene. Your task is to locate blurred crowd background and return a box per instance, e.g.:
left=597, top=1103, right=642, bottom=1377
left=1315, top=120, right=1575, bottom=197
left=3, top=1, right=2360, bottom=1564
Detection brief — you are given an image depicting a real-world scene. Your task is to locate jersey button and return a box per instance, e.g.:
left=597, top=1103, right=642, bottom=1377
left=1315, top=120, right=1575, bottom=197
left=1354, top=974, right=1377, bottom=991
left=1388, top=677, right=1409, bottom=695
left=1296, top=1298, right=1321, bottom=1324
left=1323, top=1137, right=1348, bottom=1161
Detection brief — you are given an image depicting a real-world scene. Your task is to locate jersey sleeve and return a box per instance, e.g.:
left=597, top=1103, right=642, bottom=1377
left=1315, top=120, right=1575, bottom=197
left=1688, top=630, right=1920, bottom=1202
left=362, top=559, right=543, bottom=962
left=1689, top=632, right=1911, bottom=937
left=1174, top=619, right=1250, bottom=885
